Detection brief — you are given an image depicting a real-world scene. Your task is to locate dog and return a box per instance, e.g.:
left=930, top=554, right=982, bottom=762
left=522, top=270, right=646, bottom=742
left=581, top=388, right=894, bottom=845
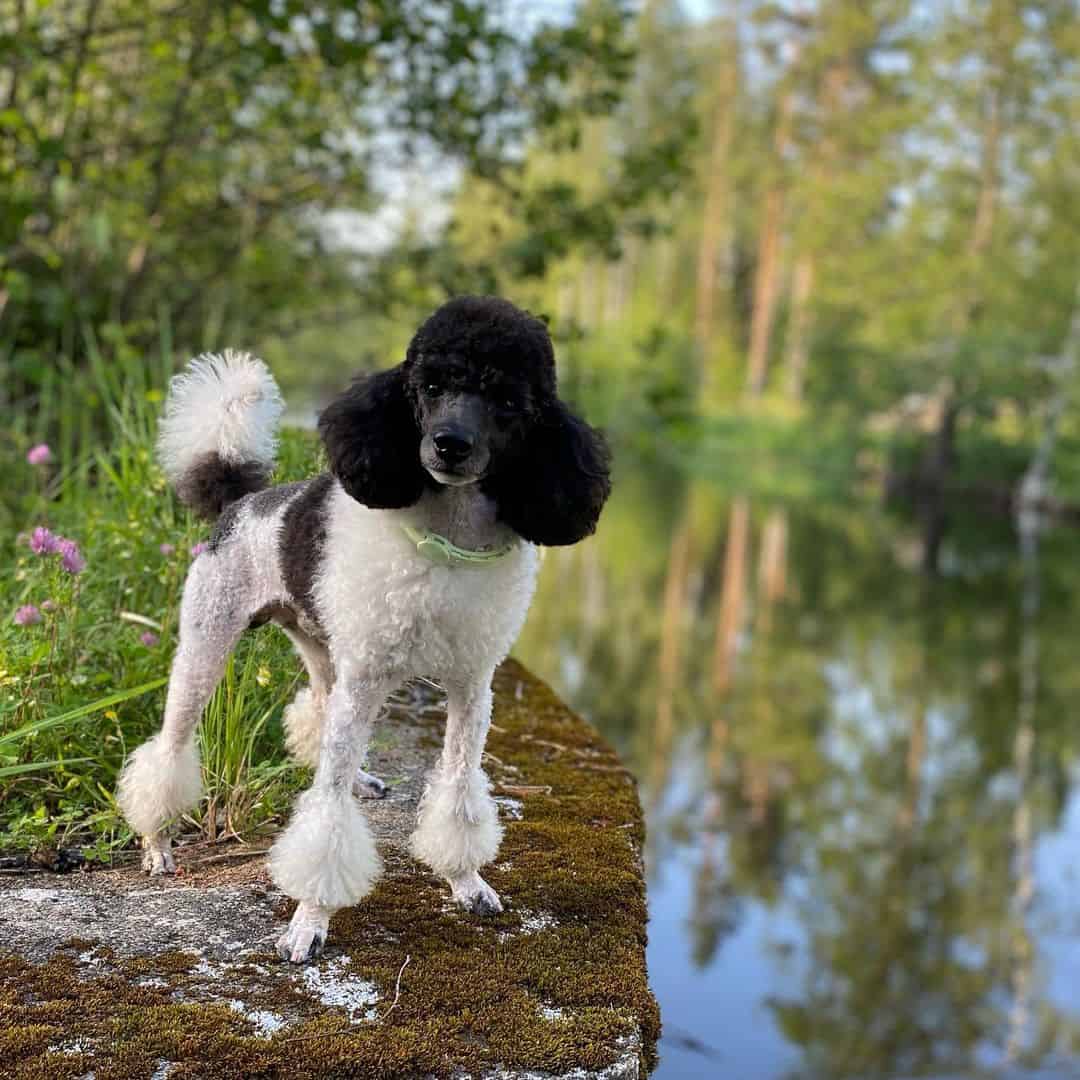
left=116, top=295, right=611, bottom=963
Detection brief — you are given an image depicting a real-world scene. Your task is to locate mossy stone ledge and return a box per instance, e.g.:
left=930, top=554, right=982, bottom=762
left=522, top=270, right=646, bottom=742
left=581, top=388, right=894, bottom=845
left=0, top=660, right=659, bottom=1079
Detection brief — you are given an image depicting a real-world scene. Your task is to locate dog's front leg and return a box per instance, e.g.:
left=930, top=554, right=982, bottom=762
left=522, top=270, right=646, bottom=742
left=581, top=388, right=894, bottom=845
left=269, top=669, right=393, bottom=963
left=410, top=670, right=504, bottom=915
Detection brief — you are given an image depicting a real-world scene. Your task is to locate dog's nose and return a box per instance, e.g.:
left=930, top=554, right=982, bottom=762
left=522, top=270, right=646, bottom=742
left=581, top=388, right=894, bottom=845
left=433, top=429, right=473, bottom=463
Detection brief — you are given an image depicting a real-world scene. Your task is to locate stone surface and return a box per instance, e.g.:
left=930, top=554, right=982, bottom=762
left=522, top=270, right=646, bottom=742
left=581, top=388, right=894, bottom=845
left=0, top=661, right=658, bottom=1079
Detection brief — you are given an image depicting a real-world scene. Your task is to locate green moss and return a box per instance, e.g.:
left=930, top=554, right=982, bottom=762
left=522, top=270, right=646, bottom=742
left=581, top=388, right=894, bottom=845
left=0, top=661, right=658, bottom=1078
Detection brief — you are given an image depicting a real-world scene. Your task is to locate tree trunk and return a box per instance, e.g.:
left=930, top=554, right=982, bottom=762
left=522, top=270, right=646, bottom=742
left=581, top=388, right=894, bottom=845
left=652, top=509, right=695, bottom=800
left=783, top=254, right=815, bottom=399
left=711, top=496, right=751, bottom=693
left=695, top=12, right=739, bottom=400
left=896, top=699, right=927, bottom=835
left=745, top=83, right=795, bottom=398
left=923, top=87, right=1002, bottom=504
left=758, top=509, right=788, bottom=607
left=782, top=60, right=850, bottom=401
left=745, top=186, right=785, bottom=397
left=707, top=497, right=751, bottom=790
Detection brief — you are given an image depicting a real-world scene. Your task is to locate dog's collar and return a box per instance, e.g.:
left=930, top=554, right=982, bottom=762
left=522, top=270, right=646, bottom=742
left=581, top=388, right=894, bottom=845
left=401, top=524, right=515, bottom=567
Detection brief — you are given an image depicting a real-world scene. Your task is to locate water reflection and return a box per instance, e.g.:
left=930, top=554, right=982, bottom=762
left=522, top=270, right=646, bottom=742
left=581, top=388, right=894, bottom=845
left=514, top=452, right=1080, bottom=1079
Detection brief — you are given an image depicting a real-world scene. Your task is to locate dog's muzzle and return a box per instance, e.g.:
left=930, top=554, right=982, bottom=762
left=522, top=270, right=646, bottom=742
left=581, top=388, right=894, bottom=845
left=422, top=425, right=488, bottom=485
left=432, top=428, right=473, bottom=465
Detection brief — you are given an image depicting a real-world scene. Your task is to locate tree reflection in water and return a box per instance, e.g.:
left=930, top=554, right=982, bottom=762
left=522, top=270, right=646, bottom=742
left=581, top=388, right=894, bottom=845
left=515, top=452, right=1080, bottom=1079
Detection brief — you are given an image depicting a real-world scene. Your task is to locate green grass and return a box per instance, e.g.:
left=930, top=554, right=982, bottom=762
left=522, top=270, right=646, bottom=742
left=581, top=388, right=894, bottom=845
left=1, top=339, right=319, bottom=858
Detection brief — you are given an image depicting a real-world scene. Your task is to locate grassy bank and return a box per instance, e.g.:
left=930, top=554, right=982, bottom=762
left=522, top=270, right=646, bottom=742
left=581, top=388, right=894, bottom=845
left=2, top=359, right=323, bottom=857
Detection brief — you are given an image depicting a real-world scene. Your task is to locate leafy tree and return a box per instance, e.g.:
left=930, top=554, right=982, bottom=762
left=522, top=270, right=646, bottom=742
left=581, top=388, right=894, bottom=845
left=0, top=0, right=634, bottom=397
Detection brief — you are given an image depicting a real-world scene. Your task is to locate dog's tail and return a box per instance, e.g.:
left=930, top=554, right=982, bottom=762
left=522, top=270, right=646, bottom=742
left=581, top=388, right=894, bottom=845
left=157, top=350, right=284, bottom=520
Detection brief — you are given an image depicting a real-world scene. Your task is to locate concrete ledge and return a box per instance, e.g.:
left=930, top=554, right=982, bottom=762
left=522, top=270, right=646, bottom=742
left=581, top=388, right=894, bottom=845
left=0, top=660, right=658, bottom=1078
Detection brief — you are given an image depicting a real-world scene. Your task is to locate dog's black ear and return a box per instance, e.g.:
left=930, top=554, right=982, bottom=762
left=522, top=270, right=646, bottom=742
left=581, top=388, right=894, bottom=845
left=318, top=364, right=429, bottom=508
left=483, top=400, right=611, bottom=546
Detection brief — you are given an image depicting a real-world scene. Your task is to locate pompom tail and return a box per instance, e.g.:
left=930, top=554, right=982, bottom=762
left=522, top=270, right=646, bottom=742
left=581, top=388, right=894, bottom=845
left=158, top=350, right=284, bottom=519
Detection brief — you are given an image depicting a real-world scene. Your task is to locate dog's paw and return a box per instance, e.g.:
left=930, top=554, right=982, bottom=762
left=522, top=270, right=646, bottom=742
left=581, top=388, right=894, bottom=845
left=276, top=902, right=331, bottom=964
left=277, top=927, right=325, bottom=964
left=141, top=838, right=176, bottom=876
left=353, top=767, right=388, bottom=800
left=448, top=871, right=504, bottom=916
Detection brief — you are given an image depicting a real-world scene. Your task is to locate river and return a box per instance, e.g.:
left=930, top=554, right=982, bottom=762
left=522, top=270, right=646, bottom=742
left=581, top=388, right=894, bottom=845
left=516, top=449, right=1080, bottom=1079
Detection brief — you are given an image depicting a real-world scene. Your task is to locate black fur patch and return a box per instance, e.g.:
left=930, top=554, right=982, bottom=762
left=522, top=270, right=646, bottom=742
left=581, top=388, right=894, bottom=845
left=207, top=498, right=246, bottom=554
left=174, top=453, right=270, bottom=520
left=318, top=365, right=431, bottom=508
left=280, top=472, right=334, bottom=634
left=250, top=481, right=307, bottom=518
left=480, top=401, right=611, bottom=546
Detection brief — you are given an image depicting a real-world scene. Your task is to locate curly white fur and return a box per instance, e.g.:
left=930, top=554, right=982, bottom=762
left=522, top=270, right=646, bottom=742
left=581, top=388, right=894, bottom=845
left=282, top=687, right=323, bottom=768
left=116, top=734, right=202, bottom=837
left=157, top=349, right=284, bottom=482
left=410, top=768, right=503, bottom=878
left=269, top=789, right=383, bottom=910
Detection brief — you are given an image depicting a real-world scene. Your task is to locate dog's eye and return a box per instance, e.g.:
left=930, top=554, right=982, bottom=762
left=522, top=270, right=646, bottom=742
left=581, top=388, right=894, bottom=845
left=426, top=383, right=441, bottom=396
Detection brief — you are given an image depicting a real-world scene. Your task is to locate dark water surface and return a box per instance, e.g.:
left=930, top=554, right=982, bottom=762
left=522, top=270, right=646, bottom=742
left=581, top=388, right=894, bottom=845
left=515, top=453, right=1080, bottom=1080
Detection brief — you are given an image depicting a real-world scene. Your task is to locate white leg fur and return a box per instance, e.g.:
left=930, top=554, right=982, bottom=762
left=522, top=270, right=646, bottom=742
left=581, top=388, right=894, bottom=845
left=116, top=733, right=202, bottom=838
left=410, top=675, right=504, bottom=914
left=268, top=788, right=382, bottom=910
left=282, top=687, right=323, bottom=768
left=271, top=670, right=392, bottom=963
left=282, top=685, right=387, bottom=798
left=410, top=767, right=502, bottom=879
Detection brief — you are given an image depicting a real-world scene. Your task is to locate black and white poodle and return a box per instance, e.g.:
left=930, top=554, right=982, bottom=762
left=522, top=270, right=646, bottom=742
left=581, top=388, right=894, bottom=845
left=116, top=296, right=611, bottom=963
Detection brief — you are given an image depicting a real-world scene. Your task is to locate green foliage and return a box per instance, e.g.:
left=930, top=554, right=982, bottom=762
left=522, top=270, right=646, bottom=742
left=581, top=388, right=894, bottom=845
left=0, top=342, right=325, bottom=852
left=0, top=0, right=636, bottom=404
left=427, top=0, right=1080, bottom=489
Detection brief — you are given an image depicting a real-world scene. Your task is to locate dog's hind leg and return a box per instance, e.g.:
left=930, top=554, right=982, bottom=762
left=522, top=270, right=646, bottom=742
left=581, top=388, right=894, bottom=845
left=116, top=565, right=249, bottom=874
left=269, top=666, right=395, bottom=963
left=279, top=627, right=333, bottom=769
left=280, top=627, right=388, bottom=799
left=409, top=671, right=504, bottom=915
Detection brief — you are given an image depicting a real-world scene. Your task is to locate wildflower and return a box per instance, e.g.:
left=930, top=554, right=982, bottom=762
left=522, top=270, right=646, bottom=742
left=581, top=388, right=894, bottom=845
left=159, top=543, right=176, bottom=556
left=256, top=665, right=272, bottom=687
left=30, top=526, right=61, bottom=555
left=41, top=599, right=56, bottom=611
left=13, top=605, right=42, bottom=626
left=26, top=444, right=51, bottom=466
left=139, top=631, right=160, bottom=648
left=57, top=538, right=86, bottom=575
left=190, top=541, right=207, bottom=557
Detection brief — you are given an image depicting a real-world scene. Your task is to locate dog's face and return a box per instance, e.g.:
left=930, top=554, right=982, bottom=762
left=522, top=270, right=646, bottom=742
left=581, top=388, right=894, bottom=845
left=318, top=295, right=611, bottom=546
left=409, top=352, right=538, bottom=487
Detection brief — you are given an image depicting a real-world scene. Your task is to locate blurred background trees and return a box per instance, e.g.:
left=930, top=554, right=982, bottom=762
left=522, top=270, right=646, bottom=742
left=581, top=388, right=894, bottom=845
left=0, top=0, right=636, bottom=399
left=4, top=0, right=1080, bottom=493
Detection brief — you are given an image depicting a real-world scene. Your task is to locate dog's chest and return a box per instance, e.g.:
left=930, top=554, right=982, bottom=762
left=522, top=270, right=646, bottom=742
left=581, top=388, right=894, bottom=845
left=315, top=484, right=539, bottom=677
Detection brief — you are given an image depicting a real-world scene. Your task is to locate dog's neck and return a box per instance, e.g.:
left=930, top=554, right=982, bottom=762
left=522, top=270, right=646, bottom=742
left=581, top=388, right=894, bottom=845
left=406, top=483, right=512, bottom=552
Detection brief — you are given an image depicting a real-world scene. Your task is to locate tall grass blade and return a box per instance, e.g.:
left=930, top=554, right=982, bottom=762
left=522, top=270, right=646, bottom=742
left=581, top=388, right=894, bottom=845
left=0, top=678, right=168, bottom=745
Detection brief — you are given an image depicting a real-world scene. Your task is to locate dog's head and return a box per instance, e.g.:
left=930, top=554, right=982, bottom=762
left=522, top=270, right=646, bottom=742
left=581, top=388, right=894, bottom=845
left=318, top=295, right=611, bottom=545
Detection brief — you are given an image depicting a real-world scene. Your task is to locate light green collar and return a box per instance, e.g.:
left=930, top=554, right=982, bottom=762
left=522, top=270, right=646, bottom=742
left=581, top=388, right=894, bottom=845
left=401, top=523, right=515, bottom=567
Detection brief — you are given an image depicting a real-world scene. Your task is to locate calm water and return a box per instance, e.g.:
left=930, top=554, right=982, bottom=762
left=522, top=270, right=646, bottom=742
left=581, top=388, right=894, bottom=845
left=515, top=452, right=1080, bottom=1080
